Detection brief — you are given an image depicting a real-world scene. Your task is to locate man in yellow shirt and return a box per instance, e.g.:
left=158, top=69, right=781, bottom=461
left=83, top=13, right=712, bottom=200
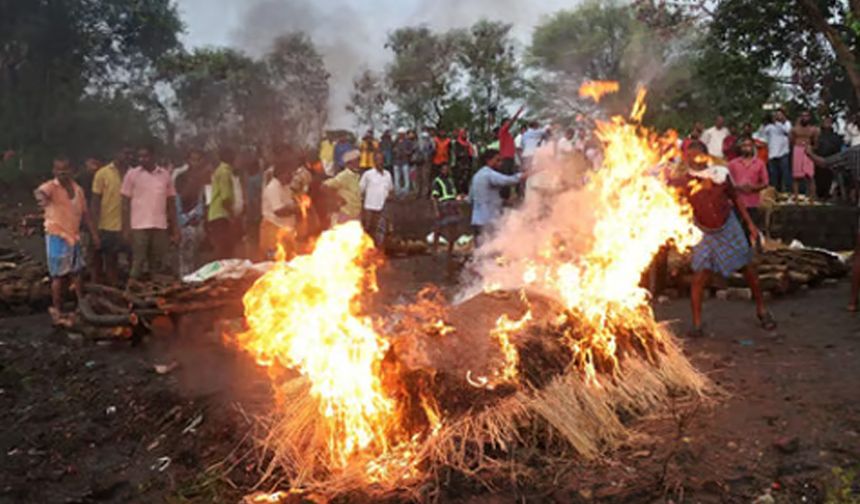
left=207, top=147, right=236, bottom=259
left=323, top=149, right=362, bottom=224
left=91, top=148, right=132, bottom=285
left=359, top=130, right=378, bottom=170
left=319, top=134, right=335, bottom=176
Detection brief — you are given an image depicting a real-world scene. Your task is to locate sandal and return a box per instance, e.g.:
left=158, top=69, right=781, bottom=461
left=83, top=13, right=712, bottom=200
left=687, top=325, right=706, bottom=338
left=758, top=311, right=777, bottom=331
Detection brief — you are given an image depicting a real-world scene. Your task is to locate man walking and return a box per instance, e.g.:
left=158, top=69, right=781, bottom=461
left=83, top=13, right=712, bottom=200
left=35, top=156, right=100, bottom=326
left=121, top=146, right=178, bottom=281
left=677, top=141, right=776, bottom=337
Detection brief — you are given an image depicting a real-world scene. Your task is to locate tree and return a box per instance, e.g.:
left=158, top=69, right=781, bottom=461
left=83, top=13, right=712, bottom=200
left=458, top=20, right=523, bottom=139
left=526, top=0, right=647, bottom=120
left=265, top=33, right=330, bottom=145
left=385, top=26, right=464, bottom=127
left=346, top=69, right=389, bottom=131
left=0, top=0, right=182, bottom=176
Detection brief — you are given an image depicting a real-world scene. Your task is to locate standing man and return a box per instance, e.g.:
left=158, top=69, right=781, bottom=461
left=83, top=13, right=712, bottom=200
left=814, top=116, right=843, bottom=200
left=207, top=147, right=236, bottom=259
left=319, top=133, right=335, bottom=176
left=173, top=148, right=209, bottom=276
left=416, top=128, right=436, bottom=197
left=323, top=149, right=363, bottom=224
left=359, top=151, right=394, bottom=248
left=469, top=149, right=528, bottom=243
left=452, top=129, right=475, bottom=195
left=727, top=137, right=770, bottom=227
left=359, top=130, right=378, bottom=171
left=380, top=130, right=394, bottom=176
left=498, top=106, right=525, bottom=179
left=121, top=146, right=178, bottom=281
left=35, top=156, right=100, bottom=326
left=392, top=128, right=414, bottom=198
left=791, top=110, right=819, bottom=200
left=432, top=129, right=452, bottom=183
left=759, top=110, right=792, bottom=192
left=431, top=161, right=462, bottom=265
left=259, top=161, right=297, bottom=260
left=721, top=124, right=740, bottom=161
left=520, top=121, right=544, bottom=172
left=90, top=148, right=131, bottom=285
left=677, top=141, right=775, bottom=337
left=701, top=115, right=730, bottom=160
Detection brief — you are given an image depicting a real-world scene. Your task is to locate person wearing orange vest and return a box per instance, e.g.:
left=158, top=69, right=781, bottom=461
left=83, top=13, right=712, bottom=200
left=432, top=129, right=452, bottom=185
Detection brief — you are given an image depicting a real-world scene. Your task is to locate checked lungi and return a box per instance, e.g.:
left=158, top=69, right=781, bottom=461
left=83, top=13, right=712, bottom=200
left=691, top=212, right=752, bottom=278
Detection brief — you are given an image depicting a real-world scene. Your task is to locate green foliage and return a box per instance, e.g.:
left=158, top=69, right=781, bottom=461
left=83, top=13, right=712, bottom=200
left=0, top=0, right=182, bottom=181
left=385, top=26, right=464, bottom=127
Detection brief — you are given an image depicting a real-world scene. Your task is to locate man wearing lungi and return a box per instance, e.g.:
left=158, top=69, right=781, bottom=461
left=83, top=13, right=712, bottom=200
left=679, top=141, right=777, bottom=337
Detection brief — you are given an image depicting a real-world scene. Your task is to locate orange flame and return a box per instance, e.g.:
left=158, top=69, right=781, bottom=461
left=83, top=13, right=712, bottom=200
left=297, top=194, right=312, bottom=220
left=235, top=222, right=398, bottom=468
left=578, top=80, right=620, bottom=103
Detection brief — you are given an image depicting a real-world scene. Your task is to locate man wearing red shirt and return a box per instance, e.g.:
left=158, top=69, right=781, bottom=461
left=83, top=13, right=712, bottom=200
left=678, top=141, right=776, bottom=337
left=498, top=105, right=524, bottom=175
left=727, top=137, right=769, bottom=211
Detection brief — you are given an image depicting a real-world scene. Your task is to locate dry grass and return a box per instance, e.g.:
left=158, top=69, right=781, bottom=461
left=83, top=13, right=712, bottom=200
left=239, top=324, right=712, bottom=500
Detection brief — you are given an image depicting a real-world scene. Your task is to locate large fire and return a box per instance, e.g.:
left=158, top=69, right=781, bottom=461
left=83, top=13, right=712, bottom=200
left=235, top=222, right=402, bottom=471
left=231, top=83, right=708, bottom=497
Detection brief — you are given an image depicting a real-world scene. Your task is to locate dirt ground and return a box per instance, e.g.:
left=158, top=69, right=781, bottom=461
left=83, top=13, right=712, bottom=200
left=1, top=247, right=860, bottom=503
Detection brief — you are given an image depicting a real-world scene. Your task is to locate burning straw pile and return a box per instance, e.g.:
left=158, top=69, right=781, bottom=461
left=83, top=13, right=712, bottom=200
left=226, top=86, right=714, bottom=500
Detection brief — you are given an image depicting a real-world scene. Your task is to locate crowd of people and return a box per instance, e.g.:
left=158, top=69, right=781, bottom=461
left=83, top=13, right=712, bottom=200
left=31, top=105, right=860, bottom=331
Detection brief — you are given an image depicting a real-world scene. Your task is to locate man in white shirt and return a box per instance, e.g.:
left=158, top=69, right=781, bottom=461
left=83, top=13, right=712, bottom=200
left=520, top=121, right=545, bottom=171
left=701, top=115, right=729, bottom=160
left=359, top=152, right=394, bottom=248
left=758, top=109, right=792, bottom=192
left=259, top=163, right=296, bottom=259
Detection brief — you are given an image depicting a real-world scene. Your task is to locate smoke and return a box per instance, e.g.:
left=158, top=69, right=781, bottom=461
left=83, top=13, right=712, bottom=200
left=455, top=144, right=598, bottom=304
left=225, top=0, right=573, bottom=129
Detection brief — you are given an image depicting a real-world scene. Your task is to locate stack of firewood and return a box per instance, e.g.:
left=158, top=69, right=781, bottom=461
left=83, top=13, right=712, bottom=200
left=671, top=248, right=848, bottom=295
left=0, top=248, right=50, bottom=313
left=385, top=237, right=429, bottom=257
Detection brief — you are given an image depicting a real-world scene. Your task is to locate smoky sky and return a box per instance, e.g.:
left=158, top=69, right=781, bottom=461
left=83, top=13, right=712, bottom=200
left=176, top=0, right=574, bottom=127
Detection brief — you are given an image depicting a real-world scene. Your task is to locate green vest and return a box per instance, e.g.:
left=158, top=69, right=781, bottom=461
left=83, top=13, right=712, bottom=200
left=432, top=176, right=456, bottom=201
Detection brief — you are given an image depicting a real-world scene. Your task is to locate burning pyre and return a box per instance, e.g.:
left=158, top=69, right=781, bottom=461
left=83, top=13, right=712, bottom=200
left=227, top=85, right=711, bottom=498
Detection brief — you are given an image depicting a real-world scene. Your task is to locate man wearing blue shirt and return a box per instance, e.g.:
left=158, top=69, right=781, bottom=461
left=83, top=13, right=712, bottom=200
left=469, top=149, right=529, bottom=243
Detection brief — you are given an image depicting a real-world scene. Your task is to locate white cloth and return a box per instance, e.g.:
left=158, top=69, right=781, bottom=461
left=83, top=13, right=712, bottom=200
left=231, top=175, right=244, bottom=215
left=759, top=121, right=791, bottom=159
left=261, top=178, right=295, bottom=229
left=359, top=168, right=393, bottom=211
left=521, top=127, right=544, bottom=157
left=690, top=165, right=731, bottom=185
left=701, top=126, right=729, bottom=158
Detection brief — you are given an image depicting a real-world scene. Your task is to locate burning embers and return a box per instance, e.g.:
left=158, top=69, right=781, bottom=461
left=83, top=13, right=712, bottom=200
left=228, top=86, right=711, bottom=498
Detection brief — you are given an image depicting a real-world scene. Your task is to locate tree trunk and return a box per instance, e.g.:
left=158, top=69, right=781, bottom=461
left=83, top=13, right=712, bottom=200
left=799, top=0, right=860, bottom=107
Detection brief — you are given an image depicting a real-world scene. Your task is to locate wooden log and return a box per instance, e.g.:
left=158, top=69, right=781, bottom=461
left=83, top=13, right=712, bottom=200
left=78, top=296, right=139, bottom=327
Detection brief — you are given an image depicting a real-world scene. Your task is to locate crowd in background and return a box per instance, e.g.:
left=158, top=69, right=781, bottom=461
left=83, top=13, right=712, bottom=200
left=30, top=105, right=860, bottom=326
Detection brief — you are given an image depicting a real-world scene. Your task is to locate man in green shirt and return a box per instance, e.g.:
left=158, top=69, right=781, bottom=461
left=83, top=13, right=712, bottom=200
left=208, top=147, right=236, bottom=259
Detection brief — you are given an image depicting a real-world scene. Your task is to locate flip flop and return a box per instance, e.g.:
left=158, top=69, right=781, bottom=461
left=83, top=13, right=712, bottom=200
left=758, top=311, right=777, bottom=331
left=687, top=326, right=705, bottom=338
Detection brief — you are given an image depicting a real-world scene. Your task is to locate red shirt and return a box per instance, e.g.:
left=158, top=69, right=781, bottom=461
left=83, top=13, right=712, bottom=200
left=722, top=135, right=738, bottom=160
left=499, top=123, right=515, bottom=159
left=433, top=137, right=451, bottom=165
left=683, top=172, right=735, bottom=230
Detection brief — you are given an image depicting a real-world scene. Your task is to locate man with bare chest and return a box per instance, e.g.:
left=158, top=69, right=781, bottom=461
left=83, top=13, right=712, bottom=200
left=791, top=110, right=819, bottom=200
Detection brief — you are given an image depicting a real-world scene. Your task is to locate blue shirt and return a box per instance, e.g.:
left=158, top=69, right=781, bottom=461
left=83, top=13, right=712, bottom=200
left=334, top=142, right=353, bottom=170
left=469, top=166, right=521, bottom=226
